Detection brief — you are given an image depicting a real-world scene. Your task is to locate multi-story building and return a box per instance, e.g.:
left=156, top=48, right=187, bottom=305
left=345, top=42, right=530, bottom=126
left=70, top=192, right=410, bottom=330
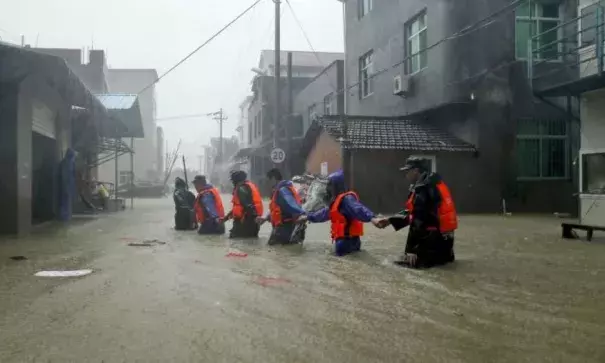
left=101, top=69, right=159, bottom=184
left=527, top=0, right=605, bottom=226
left=337, top=0, right=578, bottom=213
left=246, top=50, right=344, bottom=186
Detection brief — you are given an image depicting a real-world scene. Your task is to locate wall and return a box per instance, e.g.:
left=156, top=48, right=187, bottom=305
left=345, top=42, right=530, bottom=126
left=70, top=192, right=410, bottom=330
left=0, top=76, right=70, bottom=235
left=294, top=60, right=345, bottom=134
left=350, top=149, right=479, bottom=213
left=343, top=0, right=578, bottom=214
left=578, top=88, right=605, bottom=226
left=100, top=69, right=158, bottom=183
left=305, top=131, right=342, bottom=175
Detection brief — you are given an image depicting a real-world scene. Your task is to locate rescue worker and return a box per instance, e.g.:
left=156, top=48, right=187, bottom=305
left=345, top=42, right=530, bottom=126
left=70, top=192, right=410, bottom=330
left=192, top=175, right=225, bottom=235
left=173, top=177, right=197, bottom=230
left=297, top=170, right=387, bottom=256
left=224, top=170, right=264, bottom=238
left=394, top=157, right=457, bottom=268
left=257, top=168, right=305, bottom=245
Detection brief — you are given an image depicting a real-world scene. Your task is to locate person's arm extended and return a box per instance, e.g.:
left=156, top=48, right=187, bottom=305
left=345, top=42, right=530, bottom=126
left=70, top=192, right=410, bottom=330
left=340, top=195, right=375, bottom=222
left=278, top=187, right=305, bottom=216
left=237, top=184, right=258, bottom=218
left=307, top=207, right=329, bottom=223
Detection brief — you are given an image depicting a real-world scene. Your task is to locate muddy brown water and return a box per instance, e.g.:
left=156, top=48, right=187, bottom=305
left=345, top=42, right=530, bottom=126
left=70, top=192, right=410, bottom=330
left=0, top=198, right=603, bottom=362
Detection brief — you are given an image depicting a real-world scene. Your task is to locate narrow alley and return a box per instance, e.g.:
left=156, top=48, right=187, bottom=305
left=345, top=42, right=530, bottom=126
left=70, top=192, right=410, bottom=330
left=0, top=197, right=603, bottom=363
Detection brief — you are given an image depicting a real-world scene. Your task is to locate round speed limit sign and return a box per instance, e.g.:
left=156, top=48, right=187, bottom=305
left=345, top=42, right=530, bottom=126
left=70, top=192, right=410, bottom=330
left=270, top=148, right=286, bottom=163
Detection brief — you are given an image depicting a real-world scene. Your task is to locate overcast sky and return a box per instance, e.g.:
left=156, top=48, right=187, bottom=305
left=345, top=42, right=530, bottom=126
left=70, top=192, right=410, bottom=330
left=0, top=0, right=343, bottom=170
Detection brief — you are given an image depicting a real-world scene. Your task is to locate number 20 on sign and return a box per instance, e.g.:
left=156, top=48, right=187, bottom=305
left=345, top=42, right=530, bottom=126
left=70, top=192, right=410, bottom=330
left=270, top=148, right=286, bottom=163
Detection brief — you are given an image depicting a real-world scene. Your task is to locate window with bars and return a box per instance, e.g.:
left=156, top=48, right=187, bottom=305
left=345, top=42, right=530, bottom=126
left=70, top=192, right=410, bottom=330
left=324, top=93, right=333, bottom=116
left=359, top=51, right=374, bottom=99
left=406, top=12, right=428, bottom=74
left=516, top=118, right=568, bottom=179
left=515, top=1, right=561, bottom=60
left=358, top=0, right=373, bottom=19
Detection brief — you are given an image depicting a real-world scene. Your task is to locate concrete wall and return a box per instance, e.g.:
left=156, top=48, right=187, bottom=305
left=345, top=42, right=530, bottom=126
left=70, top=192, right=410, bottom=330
left=0, top=76, right=71, bottom=235
left=350, top=149, right=480, bottom=213
left=579, top=88, right=605, bottom=226
left=342, top=0, right=578, bottom=214
left=294, top=60, right=345, bottom=133
left=305, top=131, right=342, bottom=175
left=99, top=69, right=158, bottom=184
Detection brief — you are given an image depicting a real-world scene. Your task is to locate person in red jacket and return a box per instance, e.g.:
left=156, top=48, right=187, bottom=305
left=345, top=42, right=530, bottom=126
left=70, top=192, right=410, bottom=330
left=394, top=157, right=457, bottom=268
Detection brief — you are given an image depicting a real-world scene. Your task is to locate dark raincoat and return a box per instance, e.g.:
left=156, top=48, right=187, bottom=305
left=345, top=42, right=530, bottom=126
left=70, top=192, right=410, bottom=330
left=173, top=178, right=196, bottom=231
left=229, top=181, right=261, bottom=239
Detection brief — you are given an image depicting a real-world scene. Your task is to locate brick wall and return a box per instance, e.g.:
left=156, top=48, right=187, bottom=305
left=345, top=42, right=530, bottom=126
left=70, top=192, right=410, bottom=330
left=305, top=131, right=342, bottom=174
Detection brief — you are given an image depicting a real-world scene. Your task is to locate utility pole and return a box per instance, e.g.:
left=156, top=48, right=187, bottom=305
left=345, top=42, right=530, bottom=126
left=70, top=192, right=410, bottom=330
left=209, top=109, right=227, bottom=163
left=274, top=0, right=281, bottom=149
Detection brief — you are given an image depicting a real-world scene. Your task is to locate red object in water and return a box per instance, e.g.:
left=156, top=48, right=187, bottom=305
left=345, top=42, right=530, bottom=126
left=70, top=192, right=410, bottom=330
left=254, top=277, right=291, bottom=287
left=226, top=250, right=248, bottom=258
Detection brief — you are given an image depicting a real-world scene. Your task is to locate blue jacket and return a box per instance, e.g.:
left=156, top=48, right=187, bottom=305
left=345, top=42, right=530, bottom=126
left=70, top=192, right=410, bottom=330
left=199, top=184, right=220, bottom=220
left=265, top=180, right=305, bottom=221
left=307, top=194, right=375, bottom=224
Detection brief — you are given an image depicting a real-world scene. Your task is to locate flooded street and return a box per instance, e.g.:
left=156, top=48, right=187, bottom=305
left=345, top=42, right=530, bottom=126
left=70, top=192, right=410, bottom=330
left=1, top=197, right=604, bottom=363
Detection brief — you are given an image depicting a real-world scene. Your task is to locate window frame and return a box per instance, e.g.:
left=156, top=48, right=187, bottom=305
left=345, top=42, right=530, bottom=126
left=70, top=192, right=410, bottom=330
left=359, top=50, right=374, bottom=99
left=405, top=11, right=428, bottom=75
left=515, top=1, right=563, bottom=61
left=119, top=170, right=133, bottom=185
left=358, top=0, right=373, bottom=19
left=324, top=93, right=334, bottom=116
left=580, top=149, right=605, bottom=195
left=516, top=118, right=570, bottom=181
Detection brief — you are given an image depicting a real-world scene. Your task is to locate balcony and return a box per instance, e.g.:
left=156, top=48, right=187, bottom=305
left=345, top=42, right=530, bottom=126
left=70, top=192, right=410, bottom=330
left=530, top=4, right=605, bottom=97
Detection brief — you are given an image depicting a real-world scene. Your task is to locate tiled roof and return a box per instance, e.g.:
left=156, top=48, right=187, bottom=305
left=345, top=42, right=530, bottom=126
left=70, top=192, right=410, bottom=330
left=318, top=115, right=476, bottom=152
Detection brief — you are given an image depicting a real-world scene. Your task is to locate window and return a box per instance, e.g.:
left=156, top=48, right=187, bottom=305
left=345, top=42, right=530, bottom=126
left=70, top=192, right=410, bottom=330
left=580, top=3, right=599, bottom=46
left=358, top=0, right=373, bottom=18
left=359, top=51, right=374, bottom=99
left=324, top=94, right=333, bottom=115
left=516, top=118, right=568, bottom=179
left=119, top=171, right=133, bottom=185
left=406, top=12, right=428, bottom=74
left=308, top=104, right=317, bottom=122
left=515, top=1, right=561, bottom=59
left=582, top=152, right=605, bottom=194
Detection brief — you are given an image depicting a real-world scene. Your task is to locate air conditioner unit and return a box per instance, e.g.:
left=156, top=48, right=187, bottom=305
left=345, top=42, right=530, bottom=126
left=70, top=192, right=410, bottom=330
left=393, top=74, right=413, bottom=97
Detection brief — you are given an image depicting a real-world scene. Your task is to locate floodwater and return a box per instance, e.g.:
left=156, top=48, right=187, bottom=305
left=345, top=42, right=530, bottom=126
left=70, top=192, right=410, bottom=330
left=0, top=197, right=604, bottom=362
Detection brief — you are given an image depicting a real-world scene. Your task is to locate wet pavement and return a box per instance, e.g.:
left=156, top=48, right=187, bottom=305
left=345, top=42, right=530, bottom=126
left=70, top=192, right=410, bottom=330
left=0, top=197, right=604, bottom=362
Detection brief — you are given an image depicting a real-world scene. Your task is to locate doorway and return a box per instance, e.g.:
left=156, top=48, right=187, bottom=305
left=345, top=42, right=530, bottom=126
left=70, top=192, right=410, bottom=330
left=31, top=132, right=57, bottom=224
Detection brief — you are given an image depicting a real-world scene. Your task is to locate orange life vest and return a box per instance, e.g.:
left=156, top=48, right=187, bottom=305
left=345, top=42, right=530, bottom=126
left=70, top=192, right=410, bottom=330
left=329, top=191, right=364, bottom=241
left=232, top=181, right=264, bottom=220
left=195, top=187, right=225, bottom=223
left=406, top=180, right=458, bottom=233
left=270, top=184, right=302, bottom=226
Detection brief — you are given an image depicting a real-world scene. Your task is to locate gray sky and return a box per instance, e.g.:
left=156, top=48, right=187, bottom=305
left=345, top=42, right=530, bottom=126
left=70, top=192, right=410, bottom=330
left=0, top=0, right=343, bottom=169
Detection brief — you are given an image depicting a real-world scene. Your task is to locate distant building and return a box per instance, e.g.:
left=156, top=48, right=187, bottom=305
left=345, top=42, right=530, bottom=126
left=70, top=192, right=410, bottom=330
left=101, top=69, right=159, bottom=183
left=244, top=50, right=344, bottom=186
left=157, top=127, right=164, bottom=176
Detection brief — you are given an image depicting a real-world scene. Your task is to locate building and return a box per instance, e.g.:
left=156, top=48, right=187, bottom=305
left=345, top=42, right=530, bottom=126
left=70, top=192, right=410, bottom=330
left=241, top=50, right=344, bottom=189
left=102, top=69, right=159, bottom=184
left=301, top=116, right=476, bottom=212
left=527, top=0, right=605, bottom=225
left=0, top=44, right=141, bottom=234
left=338, top=0, right=578, bottom=213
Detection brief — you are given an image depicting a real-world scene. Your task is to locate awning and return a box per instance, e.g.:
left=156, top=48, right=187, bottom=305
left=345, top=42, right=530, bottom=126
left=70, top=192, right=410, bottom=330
left=95, top=94, right=144, bottom=138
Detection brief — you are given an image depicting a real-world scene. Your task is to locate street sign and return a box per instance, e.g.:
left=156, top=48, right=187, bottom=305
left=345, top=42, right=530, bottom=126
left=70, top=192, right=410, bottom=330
left=270, top=148, right=286, bottom=163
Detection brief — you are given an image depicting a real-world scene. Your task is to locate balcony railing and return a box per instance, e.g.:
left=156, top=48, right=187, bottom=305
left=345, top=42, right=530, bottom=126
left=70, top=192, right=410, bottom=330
left=529, top=3, right=605, bottom=96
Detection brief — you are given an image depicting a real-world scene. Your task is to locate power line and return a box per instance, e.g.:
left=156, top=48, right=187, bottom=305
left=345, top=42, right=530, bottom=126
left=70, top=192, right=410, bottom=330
left=156, top=113, right=214, bottom=122
left=303, top=0, right=525, bottom=110
left=137, top=0, right=264, bottom=95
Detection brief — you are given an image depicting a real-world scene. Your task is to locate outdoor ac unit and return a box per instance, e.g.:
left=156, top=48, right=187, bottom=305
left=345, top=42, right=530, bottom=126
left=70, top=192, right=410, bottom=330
left=393, top=74, right=413, bottom=97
